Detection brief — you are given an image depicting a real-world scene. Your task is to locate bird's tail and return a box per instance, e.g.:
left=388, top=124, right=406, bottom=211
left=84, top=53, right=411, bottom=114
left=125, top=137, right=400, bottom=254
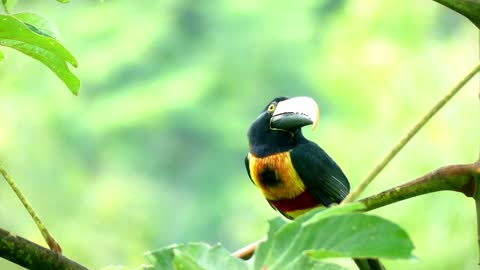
left=353, top=258, right=385, bottom=270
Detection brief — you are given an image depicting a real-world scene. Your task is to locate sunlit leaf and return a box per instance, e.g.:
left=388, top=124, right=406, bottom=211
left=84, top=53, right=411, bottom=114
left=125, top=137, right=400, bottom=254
left=1, top=0, right=17, bottom=13
left=0, top=49, right=5, bottom=61
left=56, top=0, right=70, bottom=3
left=146, top=243, right=249, bottom=270
left=0, top=14, right=79, bottom=94
left=14, top=12, right=60, bottom=40
left=253, top=204, right=414, bottom=270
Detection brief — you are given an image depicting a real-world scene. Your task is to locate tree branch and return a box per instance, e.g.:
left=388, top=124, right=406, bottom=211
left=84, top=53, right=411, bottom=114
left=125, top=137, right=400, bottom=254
left=359, top=162, right=479, bottom=211
left=235, top=162, right=480, bottom=260
left=0, top=227, right=90, bottom=270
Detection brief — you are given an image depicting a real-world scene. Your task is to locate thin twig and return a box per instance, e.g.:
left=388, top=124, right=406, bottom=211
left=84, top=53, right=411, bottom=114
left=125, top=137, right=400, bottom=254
left=478, top=31, right=480, bottom=161
left=342, top=63, right=480, bottom=204
left=232, top=238, right=265, bottom=260
left=476, top=199, right=480, bottom=265
left=0, top=165, right=62, bottom=253
left=0, top=227, right=89, bottom=270
left=476, top=30, right=480, bottom=265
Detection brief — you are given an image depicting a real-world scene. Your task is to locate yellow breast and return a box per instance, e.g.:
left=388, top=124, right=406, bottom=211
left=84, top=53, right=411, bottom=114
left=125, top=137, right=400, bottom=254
left=248, top=152, right=305, bottom=200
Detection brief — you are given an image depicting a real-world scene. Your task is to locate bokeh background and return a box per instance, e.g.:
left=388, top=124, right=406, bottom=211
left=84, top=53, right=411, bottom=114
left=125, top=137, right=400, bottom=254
left=0, top=1, right=478, bottom=269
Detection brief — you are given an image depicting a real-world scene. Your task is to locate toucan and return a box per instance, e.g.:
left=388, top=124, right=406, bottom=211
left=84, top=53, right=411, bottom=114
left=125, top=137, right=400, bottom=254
left=245, top=96, right=349, bottom=218
left=245, top=96, right=384, bottom=270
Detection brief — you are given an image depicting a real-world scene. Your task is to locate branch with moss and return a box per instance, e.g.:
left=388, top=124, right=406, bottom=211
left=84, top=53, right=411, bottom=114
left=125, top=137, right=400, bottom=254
left=0, top=227, right=90, bottom=270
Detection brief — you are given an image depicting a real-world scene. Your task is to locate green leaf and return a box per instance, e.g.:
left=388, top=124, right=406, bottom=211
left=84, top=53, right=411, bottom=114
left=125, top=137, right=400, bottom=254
left=14, top=12, right=60, bottom=40
left=100, top=266, right=135, bottom=270
left=0, top=49, right=5, bottom=61
left=285, top=257, right=349, bottom=270
left=146, top=243, right=249, bottom=270
left=253, top=203, right=366, bottom=270
left=100, top=265, right=152, bottom=270
left=56, top=0, right=70, bottom=3
left=302, top=202, right=367, bottom=225
left=253, top=204, right=414, bottom=270
left=173, top=249, right=207, bottom=270
left=2, top=0, right=17, bottom=13
left=0, top=14, right=79, bottom=94
left=303, top=214, right=414, bottom=260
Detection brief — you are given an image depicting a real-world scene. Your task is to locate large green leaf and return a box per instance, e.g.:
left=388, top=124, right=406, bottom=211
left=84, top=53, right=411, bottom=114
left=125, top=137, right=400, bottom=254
left=253, top=203, right=365, bottom=269
left=173, top=249, right=207, bottom=270
left=253, top=203, right=414, bottom=270
left=1, top=0, right=17, bottom=13
left=147, top=243, right=249, bottom=270
left=14, top=12, right=60, bottom=39
left=0, top=14, right=79, bottom=94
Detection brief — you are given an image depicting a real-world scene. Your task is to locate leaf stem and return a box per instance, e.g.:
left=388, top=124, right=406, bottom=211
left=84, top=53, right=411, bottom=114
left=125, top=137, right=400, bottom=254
left=342, top=63, right=480, bottom=204
left=0, top=165, right=62, bottom=253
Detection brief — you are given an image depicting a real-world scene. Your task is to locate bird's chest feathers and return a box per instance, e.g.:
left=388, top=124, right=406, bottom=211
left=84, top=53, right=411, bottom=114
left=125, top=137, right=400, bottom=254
left=248, top=152, right=305, bottom=200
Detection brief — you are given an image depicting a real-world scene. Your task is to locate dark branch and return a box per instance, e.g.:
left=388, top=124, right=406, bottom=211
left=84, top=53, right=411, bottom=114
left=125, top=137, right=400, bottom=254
left=0, top=228, right=90, bottom=270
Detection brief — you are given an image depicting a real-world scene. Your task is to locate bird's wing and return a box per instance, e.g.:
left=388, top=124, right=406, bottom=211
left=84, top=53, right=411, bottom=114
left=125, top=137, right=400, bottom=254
left=289, top=141, right=350, bottom=207
left=245, top=154, right=254, bottom=185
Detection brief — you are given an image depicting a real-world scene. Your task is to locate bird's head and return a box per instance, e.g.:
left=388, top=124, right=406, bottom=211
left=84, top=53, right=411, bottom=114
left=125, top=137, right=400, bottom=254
left=247, top=96, right=319, bottom=156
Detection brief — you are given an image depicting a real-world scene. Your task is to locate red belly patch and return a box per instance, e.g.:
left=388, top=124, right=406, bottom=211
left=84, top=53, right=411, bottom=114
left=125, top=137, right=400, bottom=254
left=268, top=191, right=319, bottom=212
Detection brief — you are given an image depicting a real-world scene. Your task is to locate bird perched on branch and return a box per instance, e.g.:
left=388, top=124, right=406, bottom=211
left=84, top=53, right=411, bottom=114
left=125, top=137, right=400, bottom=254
left=245, top=96, right=349, bottom=218
left=245, top=96, right=384, bottom=270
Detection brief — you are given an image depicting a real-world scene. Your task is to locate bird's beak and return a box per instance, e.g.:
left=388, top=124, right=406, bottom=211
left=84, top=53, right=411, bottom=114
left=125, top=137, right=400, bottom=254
left=270, top=96, right=319, bottom=131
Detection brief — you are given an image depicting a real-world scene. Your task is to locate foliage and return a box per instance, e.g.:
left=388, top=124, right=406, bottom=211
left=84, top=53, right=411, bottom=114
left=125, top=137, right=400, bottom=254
left=0, top=2, right=79, bottom=94
left=145, top=204, right=413, bottom=270
left=148, top=243, right=248, bottom=270
left=0, top=1, right=478, bottom=270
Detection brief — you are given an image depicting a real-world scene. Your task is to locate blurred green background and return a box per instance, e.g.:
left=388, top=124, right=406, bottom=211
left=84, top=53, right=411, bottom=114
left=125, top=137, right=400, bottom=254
left=0, top=1, right=478, bottom=269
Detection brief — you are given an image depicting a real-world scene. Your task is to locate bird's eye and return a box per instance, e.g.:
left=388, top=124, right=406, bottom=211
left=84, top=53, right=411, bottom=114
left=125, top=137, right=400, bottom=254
left=267, top=103, right=275, bottom=113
